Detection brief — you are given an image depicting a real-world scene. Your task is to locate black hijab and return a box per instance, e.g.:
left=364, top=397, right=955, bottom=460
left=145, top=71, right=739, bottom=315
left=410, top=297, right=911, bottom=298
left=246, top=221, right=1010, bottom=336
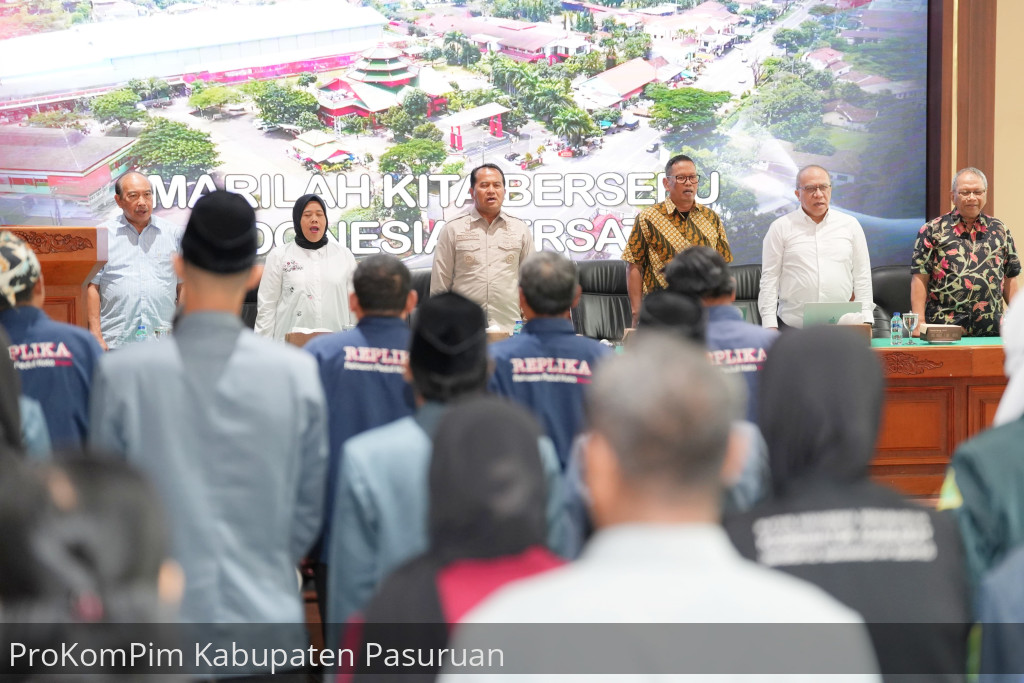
left=291, top=194, right=328, bottom=250
left=0, top=325, right=22, bottom=456
left=759, top=326, right=884, bottom=495
left=355, top=398, right=547, bottom=679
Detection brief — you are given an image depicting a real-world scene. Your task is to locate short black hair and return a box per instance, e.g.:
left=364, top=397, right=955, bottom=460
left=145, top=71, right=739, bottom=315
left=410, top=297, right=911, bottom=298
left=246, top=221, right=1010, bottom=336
left=519, top=252, right=577, bottom=315
left=665, top=154, right=695, bottom=177
left=664, top=246, right=734, bottom=299
left=637, top=291, right=706, bottom=344
left=470, top=163, right=505, bottom=188
left=353, top=255, right=411, bottom=315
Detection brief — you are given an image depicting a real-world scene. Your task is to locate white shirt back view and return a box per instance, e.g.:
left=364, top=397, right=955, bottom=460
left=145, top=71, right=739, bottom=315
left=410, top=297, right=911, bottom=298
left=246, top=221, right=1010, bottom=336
left=440, top=525, right=881, bottom=682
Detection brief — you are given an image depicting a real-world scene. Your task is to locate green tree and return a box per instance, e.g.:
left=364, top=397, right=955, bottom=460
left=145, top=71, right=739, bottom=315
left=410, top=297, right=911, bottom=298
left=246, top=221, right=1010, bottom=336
left=239, top=79, right=272, bottom=100
left=795, top=135, right=836, bottom=155
left=296, top=111, right=326, bottom=131
left=621, top=33, right=651, bottom=60
left=424, top=45, right=443, bottom=63
left=772, top=27, right=805, bottom=55
left=573, top=11, right=596, bottom=33
left=378, top=138, right=447, bottom=176
left=744, top=5, right=777, bottom=25
left=381, top=107, right=417, bottom=142
left=91, top=89, right=147, bottom=134
left=133, top=118, right=220, bottom=179
left=550, top=106, right=600, bottom=146
left=127, top=77, right=173, bottom=101
left=27, top=110, right=87, bottom=131
left=297, top=72, right=318, bottom=87
left=412, top=122, right=444, bottom=142
left=808, top=3, right=837, bottom=18
left=647, top=85, right=730, bottom=134
left=564, top=51, right=605, bottom=78
left=748, top=76, right=822, bottom=142
left=188, top=85, right=240, bottom=116
left=401, top=88, right=432, bottom=119
left=253, top=82, right=319, bottom=125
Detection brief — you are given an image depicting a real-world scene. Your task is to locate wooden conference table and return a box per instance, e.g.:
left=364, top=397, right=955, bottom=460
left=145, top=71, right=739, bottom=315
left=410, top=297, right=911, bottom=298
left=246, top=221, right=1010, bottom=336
left=870, top=337, right=1006, bottom=501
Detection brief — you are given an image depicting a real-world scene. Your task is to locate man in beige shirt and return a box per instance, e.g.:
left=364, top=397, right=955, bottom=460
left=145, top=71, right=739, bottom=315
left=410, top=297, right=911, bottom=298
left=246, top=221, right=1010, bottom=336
left=430, top=163, right=534, bottom=331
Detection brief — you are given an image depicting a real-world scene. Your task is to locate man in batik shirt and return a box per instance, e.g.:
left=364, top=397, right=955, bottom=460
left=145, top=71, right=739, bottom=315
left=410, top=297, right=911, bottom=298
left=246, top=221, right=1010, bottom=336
left=623, top=154, right=731, bottom=327
left=911, top=167, right=1020, bottom=337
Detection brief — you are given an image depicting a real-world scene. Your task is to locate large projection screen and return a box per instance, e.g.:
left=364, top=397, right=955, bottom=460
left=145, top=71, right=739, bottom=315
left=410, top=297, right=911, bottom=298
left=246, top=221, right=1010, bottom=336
left=0, top=0, right=929, bottom=269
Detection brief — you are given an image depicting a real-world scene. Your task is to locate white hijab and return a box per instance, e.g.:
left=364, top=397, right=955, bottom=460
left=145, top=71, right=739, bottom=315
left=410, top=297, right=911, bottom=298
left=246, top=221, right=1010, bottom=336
left=994, top=298, right=1024, bottom=426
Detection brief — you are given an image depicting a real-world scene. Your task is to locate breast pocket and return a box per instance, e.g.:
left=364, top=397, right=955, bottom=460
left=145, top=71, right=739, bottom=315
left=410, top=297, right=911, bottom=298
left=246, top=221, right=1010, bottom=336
left=456, top=238, right=483, bottom=267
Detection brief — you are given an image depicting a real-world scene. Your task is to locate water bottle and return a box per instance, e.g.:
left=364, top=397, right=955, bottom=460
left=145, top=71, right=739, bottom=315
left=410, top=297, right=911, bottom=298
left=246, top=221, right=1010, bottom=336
left=890, top=312, right=903, bottom=346
left=135, top=324, right=149, bottom=343
left=512, top=320, right=524, bottom=335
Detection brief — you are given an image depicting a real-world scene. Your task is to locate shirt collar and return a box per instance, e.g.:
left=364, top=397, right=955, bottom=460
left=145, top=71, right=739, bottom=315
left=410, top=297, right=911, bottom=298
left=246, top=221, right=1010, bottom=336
left=116, top=212, right=159, bottom=235
left=174, top=311, right=241, bottom=335
left=414, top=400, right=449, bottom=437
left=582, top=523, right=739, bottom=565
left=706, top=304, right=742, bottom=321
left=469, top=205, right=506, bottom=227
left=951, top=209, right=990, bottom=236
left=798, top=207, right=830, bottom=227
left=663, top=197, right=693, bottom=218
left=0, top=305, right=46, bottom=330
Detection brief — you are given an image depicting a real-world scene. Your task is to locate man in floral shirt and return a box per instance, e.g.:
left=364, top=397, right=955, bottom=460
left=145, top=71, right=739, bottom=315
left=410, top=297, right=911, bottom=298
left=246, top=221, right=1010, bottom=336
left=911, top=167, right=1020, bottom=337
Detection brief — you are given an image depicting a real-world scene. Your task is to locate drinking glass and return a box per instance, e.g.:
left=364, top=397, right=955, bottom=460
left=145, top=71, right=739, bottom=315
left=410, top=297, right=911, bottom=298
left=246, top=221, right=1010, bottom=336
left=903, top=312, right=919, bottom=344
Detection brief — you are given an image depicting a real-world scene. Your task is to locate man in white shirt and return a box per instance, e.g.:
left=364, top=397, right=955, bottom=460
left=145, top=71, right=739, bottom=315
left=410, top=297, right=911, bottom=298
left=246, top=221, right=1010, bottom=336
left=758, top=165, right=873, bottom=330
left=440, top=334, right=880, bottom=682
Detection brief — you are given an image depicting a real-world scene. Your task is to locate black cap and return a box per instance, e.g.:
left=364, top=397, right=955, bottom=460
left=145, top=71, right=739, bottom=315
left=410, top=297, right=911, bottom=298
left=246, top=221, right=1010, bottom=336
left=181, top=191, right=257, bottom=274
left=410, top=293, right=487, bottom=375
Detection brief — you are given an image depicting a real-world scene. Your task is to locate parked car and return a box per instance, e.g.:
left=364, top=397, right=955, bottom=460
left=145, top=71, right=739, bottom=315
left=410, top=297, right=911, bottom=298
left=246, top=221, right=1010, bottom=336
left=646, top=142, right=659, bottom=153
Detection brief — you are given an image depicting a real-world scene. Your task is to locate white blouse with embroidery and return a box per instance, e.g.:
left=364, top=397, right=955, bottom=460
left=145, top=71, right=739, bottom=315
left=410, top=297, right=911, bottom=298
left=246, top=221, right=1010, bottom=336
left=254, top=239, right=356, bottom=340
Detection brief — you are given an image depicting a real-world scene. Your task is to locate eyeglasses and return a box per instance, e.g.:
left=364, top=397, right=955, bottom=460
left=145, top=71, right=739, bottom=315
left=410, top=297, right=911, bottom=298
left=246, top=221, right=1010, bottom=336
left=799, top=184, right=832, bottom=194
left=957, top=189, right=986, bottom=198
left=671, top=174, right=700, bottom=184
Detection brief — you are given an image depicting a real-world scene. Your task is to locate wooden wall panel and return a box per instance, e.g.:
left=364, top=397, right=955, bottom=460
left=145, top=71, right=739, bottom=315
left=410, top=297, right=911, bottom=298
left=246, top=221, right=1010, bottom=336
left=954, top=0, right=998, bottom=211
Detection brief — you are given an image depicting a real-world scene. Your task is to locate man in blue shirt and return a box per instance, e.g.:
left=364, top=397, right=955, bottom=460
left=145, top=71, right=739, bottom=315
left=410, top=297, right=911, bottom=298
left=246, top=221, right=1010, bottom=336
left=91, top=192, right=327, bottom=668
left=488, top=252, right=611, bottom=468
left=304, top=254, right=417, bottom=614
left=0, top=231, right=103, bottom=449
left=665, top=246, right=778, bottom=424
left=88, top=172, right=183, bottom=350
left=327, top=292, right=570, bottom=638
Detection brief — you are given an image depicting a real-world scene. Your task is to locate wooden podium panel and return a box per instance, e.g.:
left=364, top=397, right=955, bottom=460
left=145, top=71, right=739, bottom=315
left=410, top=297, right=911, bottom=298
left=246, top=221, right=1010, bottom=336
left=5, top=226, right=107, bottom=327
left=871, top=341, right=1006, bottom=500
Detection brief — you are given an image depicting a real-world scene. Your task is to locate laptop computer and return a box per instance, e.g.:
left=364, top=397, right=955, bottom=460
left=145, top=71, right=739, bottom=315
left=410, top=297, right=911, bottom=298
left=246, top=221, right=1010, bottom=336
left=802, top=302, right=861, bottom=326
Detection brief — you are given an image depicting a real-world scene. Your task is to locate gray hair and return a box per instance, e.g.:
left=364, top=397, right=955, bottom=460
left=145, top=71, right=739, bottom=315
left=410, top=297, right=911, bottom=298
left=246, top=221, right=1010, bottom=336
left=795, top=165, right=829, bottom=190
left=519, top=251, right=578, bottom=316
left=952, top=167, right=988, bottom=193
left=585, top=333, right=739, bottom=492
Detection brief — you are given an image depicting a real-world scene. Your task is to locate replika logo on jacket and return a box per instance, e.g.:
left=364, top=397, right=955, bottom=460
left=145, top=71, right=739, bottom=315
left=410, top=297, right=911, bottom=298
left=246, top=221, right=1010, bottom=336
left=343, top=346, right=408, bottom=374
left=708, top=347, right=768, bottom=373
left=510, top=357, right=593, bottom=384
left=8, top=342, right=74, bottom=369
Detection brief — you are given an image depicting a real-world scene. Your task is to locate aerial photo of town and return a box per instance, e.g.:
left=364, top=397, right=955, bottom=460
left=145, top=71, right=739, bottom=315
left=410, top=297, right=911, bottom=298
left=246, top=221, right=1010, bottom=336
left=0, top=0, right=928, bottom=265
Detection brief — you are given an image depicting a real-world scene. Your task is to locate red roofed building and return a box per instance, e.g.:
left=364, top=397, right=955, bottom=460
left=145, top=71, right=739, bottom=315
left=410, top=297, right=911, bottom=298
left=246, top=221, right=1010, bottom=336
left=0, top=127, right=136, bottom=215
left=574, top=57, right=658, bottom=109
left=416, top=14, right=589, bottom=64
left=316, top=46, right=451, bottom=127
left=823, top=99, right=878, bottom=131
